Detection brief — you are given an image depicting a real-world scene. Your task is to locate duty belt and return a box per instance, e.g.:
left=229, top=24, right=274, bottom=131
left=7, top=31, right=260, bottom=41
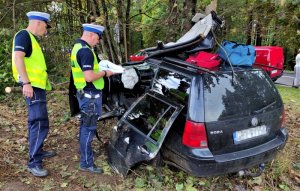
left=84, top=93, right=100, bottom=99
left=78, top=90, right=100, bottom=99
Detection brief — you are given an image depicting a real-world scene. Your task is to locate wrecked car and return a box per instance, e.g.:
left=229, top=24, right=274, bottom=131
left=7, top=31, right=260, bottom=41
left=69, top=11, right=288, bottom=177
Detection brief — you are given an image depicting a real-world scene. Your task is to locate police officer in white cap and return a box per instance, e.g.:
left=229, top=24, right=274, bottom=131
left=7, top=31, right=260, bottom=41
left=70, top=23, right=115, bottom=173
left=11, top=11, right=56, bottom=177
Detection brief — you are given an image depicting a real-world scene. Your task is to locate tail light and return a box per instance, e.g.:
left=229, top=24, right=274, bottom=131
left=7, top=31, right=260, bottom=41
left=182, top=120, right=208, bottom=148
left=280, top=108, right=286, bottom=128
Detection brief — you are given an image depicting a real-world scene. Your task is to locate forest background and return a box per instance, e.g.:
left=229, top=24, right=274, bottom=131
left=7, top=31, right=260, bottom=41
left=0, top=0, right=299, bottom=93
left=0, top=1, right=299, bottom=190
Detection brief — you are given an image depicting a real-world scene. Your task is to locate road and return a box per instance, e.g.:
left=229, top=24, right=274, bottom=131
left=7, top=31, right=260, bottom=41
left=275, top=71, right=295, bottom=87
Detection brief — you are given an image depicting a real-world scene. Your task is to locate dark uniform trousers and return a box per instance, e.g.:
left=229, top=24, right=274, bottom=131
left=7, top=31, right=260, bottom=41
left=25, top=87, right=49, bottom=168
left=76, top=90, right=102, bottom=168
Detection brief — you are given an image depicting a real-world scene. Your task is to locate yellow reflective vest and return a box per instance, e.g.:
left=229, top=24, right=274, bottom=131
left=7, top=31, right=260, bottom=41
left=12, top=30, right=52, bottom=90
left=70, top=43, right=104, bottom=90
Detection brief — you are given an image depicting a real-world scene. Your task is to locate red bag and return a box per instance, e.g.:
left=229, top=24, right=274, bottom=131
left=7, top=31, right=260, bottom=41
left=186, top=51, right=221, bottom=69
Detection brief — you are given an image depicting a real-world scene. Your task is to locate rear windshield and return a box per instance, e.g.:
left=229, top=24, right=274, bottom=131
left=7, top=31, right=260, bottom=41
left=152, top=68, right=191, bottom=107
left=203, top=70, right=281, bottom=122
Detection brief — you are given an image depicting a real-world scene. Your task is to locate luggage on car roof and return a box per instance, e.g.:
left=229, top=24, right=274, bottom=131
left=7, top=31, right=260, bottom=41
left=217, top=40, right=256, bottom=66
left=186, top=51, right=221, bottom=69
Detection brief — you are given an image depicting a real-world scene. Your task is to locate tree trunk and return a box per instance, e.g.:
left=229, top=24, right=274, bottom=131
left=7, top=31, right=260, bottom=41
left=77, top=0, right=85, bottom=23
left=165, top=0, right=179, bottom=42
left=92, top=0, right=100, bottom=17
left=12, top=0, right=16, bottom=31
left=124, top=0, right=131, bottom=61
left=86, top=0, right=91, bottom=22
left=100, top=0, right=120, bottom=64
left=246, top=11, right=253, bottom=45
left=116, top=0, right=125, bottom=63
left=182, top=0, right=196, bottom=34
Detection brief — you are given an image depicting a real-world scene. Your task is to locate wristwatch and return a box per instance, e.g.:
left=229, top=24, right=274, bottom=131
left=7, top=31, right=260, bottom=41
left=23, top=82, right=31, bottom=85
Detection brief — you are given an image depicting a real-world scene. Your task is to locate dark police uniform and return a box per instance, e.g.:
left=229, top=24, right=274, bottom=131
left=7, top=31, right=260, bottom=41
left=13, top=30, right=50, bottom=169
left=71, top=39, right=103, bottom=169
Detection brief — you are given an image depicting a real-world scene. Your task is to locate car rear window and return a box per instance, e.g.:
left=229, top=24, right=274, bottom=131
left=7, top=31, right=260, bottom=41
left=203, top=70, right=281, bottom=122
left=152, top=68, right=191, bottom=107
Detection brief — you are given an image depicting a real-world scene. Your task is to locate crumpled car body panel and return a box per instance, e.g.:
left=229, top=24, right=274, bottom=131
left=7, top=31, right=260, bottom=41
left=107, top=92, right=183, bottom=176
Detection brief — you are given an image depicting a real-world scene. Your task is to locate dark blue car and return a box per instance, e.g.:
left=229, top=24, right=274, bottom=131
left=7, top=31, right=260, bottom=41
left=106, top=57, right=288, bottom=177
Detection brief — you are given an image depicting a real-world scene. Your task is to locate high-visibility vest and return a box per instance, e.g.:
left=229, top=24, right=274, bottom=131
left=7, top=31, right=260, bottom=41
left=12, top=30, right=51, bottom=90
left=70, top=43, right=104, bottom=90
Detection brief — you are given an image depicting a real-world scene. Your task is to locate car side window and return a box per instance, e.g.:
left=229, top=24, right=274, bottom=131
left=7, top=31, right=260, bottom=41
left=124, top=94, right=179, bottom=152
left=152, top=68, right=191, bottom=107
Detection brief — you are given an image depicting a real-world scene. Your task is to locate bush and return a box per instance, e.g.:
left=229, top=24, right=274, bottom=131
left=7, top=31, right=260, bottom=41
left=0, top=28, right=15, bottom=95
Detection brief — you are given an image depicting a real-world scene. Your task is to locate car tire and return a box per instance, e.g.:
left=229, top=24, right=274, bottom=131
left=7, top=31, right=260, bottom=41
left=150, top=151, right=163, bottom=168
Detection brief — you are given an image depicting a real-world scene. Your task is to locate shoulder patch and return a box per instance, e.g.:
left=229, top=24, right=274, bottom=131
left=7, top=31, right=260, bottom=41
left=15, top=46, right=25, bottom=50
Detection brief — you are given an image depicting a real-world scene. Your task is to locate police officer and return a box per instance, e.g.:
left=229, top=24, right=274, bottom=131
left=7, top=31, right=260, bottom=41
left=70, top=24, right=114, bottom=173
left=12, top=11, right=56, bottom=177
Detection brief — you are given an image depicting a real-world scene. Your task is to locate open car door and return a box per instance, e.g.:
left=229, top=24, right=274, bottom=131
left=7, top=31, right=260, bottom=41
left=107, top=92, right=183, bottom=176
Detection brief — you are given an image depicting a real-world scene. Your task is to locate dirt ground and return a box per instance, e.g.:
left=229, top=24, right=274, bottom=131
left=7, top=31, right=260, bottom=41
left=0, top=90, right=299, bottom=191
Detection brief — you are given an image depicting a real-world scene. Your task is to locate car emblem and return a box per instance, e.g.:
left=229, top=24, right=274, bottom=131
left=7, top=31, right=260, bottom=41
left=251, top=117, right=258, bottom=126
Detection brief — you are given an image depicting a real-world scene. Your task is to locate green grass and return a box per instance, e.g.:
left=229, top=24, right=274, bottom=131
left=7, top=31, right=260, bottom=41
left=276, top=85, right=300, bottom=109
left=282, top=70, right=294, bottom=74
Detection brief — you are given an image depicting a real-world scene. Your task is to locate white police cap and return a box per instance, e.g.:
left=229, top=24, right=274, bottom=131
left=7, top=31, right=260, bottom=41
left=27, top=11, right=51, bottom=28
left=27, top=11, right=50, bottom=22
left=83, top=24, right=105, bottom=37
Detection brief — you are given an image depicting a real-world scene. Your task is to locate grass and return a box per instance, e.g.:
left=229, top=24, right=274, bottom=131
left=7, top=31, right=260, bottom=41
left=276, top=85, right=300, bottom=99
left=276, top=85, right=300, bottom=109
left=282, top=70, right=295, bottom=74
left=274, top=85, right=300, bottom=190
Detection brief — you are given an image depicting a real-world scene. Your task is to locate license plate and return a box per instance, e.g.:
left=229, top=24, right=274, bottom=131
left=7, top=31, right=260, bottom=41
left=233, top=125, right=268, bottom=144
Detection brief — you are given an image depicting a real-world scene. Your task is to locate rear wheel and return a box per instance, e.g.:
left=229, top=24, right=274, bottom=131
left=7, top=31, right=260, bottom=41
left=150, top=151, right=164, bottom=181
left=150, top=151, right=163, bottom=167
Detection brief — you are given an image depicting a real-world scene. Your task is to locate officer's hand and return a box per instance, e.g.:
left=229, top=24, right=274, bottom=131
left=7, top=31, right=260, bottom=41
left=23, top=84, right=33, bottom=98
left=106, top=70, right=114, bottom=77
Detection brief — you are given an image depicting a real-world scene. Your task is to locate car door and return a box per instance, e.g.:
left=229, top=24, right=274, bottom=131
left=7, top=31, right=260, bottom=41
left=107, top=92, right=183, bottom=176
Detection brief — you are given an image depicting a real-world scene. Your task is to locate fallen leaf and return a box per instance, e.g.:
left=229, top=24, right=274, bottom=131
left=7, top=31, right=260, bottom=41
left=60, top=182, right=68, bottom=188
left=293, top=163, right=300, bottom=170
left=60, top=171, right=72, bottom=178
left=253, top=186, right=263, bottom=191
left=278, top=183, right=289, bottom=191
left=235, top=185, right=247, bottom=191
left=146, top=165, right=154, bottom=171
left=290, top=169, right=300, bottom=179
left=186, top=184, right=197, bottom=191
left=61, top=165, right=69, bottom=171
left=198, top=181, right=206, bottom=186
left=134, top=177, right=145, bottom=188
left=175, top=183, right=184, bottom=191
left=16, top=137, right=27, bottom=144
left=252, top=176, right=263, bottom=185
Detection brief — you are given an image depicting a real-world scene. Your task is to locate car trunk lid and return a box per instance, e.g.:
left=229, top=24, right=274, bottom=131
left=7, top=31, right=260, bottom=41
left=202, top=70, right=283, bottom=154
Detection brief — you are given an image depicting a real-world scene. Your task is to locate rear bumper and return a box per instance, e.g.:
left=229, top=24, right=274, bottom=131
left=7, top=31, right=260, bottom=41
left=162, top=128, right=288, bottom=177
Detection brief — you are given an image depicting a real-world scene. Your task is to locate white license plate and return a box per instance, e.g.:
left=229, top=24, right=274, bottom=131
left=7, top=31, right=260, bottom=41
left=233, top=125, right=268, bottom=144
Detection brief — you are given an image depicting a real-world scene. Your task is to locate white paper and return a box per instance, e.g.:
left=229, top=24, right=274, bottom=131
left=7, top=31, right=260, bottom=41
left=99, top=60, right=125, bottom=73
